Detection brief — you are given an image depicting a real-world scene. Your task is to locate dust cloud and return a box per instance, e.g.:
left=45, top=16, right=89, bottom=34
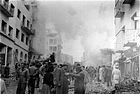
left=35, top=0, right=115, bottom=65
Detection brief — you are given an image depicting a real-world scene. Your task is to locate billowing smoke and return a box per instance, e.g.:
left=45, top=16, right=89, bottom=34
left=36, top=0, right=115, bottom=65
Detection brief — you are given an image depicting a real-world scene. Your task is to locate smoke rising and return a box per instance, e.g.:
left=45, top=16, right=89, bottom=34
left=36, top=0, right=115, bottom=65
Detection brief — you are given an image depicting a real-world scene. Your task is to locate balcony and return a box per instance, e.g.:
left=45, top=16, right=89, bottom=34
left=21, top=23, right=35, bottom=35
left=0, top=0, right=14, bottom=17
left=115, top=0, right=125, bottom=18
left=124, top=29, right=140, bottom=47
left=123, top=0, right=135, bottom=5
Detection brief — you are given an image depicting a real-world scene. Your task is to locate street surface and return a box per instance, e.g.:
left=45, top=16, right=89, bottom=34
left=6, top=78, right=74, bottom=94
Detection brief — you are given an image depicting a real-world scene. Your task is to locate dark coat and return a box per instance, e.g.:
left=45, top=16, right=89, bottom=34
left=53, top=67, right=69, bottom=94
left=16, top=68, right=29, bottom=94
left=74, top=72, right=85, bottom=94
left=53, top=67, right=63, bottom=94
left=61, top=69, right=69, bottom=94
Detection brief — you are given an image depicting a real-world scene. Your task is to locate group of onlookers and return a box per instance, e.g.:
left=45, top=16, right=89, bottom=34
left=98, top=65, right=112, bottom=86
left=98, top=61, right=121, bottom=87
left=14, top=59, right=83, bottom=94
left=0, top=58, right=122, bottom=94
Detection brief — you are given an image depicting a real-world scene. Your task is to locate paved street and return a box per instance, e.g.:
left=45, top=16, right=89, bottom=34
left=6, top=78, right=74, bottom=94
left=6, top=81, right=41, bottom=94
left=7, top=85, right=17, bottom=94
left=7, top=84, right=40, bottom=94
left=5, top=78, right=17, bottom=94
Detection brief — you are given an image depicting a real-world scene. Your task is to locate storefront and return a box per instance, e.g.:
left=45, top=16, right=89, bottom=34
left=123, top=46, right=140, bottom=80
left=0, top=33, right=15, bottom=77
left=0, top=42, right=13, bottom=77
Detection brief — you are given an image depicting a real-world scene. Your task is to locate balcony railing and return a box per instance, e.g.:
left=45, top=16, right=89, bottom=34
left=123, top=0, right=135, bottom=5
left=0, top=0, right=14, bottom=17
left=124, top=29, right=140, bottom=47
left=115, top=0, right=125, bottom=18
left=21, top=23, right=35, bottom=35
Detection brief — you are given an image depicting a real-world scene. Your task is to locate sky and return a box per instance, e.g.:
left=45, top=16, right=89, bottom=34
left=37, top=0, right=116, bottom=64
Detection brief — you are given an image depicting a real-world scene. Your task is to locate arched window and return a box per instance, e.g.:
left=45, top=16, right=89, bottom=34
left=20, top=51, right=23, bottom=61
left=15, top=49, right=18, bottom=57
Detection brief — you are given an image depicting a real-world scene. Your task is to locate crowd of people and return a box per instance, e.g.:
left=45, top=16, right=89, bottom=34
left=0, top=52, right=122, bottom=94
left=14, top=60, right=88, bottom=94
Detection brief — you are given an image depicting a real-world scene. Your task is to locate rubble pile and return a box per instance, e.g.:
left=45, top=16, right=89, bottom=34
left=115, top=78, right=140, bottom=93
left=86, top=81, right=114, bottom=94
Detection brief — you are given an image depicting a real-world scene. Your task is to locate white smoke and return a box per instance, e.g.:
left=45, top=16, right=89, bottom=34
left=36, top=0, right=115, bottom=65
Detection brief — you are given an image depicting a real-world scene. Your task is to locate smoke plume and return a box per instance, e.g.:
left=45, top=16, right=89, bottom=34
left=36, top=0, right=115, bottom=65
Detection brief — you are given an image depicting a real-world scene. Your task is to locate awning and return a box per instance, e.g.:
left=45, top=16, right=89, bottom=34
left=124, top=42, right=137, bottom=47
left=124, top=46, right=140, bottom=58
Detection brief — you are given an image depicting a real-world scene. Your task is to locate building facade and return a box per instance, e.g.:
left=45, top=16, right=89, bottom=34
left=29, top=0, right=48, bottom=61
left=0, top=0, right=35, bottom=73
left=45, top=26, right=62, bottom=64
left=115, top=0, right=140, bottom=80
